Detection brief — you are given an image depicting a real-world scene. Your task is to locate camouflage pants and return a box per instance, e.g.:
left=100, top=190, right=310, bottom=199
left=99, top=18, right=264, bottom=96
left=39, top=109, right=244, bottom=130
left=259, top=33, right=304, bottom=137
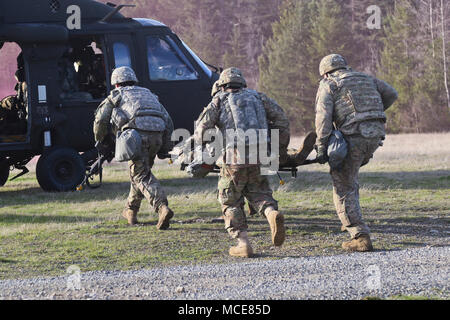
left=218, top=165, right=278, bottom=238
left=126, top=132, right=168, bottom=213
left=330, top=136, right=381, bottom=239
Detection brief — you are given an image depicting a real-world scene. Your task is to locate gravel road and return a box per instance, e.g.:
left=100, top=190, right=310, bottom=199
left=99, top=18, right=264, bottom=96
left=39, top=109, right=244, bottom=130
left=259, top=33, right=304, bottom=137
left=0, top=246, right=448, bottom=300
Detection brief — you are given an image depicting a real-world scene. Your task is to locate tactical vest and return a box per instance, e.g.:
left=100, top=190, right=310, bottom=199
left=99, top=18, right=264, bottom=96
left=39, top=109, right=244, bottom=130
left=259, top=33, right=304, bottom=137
left=116, top=86, right=166, bottom=132
left=328, top=71, right=386, bottom=130
left=217, top=89, right=268, bottom=136
left=215, top=89, right=269, bottom=164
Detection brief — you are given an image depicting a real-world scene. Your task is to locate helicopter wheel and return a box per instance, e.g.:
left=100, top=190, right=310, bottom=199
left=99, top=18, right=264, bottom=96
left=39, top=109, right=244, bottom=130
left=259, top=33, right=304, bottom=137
left=36, top=147, right=85, bottom=192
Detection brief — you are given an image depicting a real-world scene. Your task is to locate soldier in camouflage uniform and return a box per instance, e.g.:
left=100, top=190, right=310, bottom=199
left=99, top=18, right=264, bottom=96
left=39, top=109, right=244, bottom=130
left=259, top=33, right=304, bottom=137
left=94, top=66, right=175, bottom=229
left=212, top=80, right=316, bottom=168
left=0, top=54, right=28, bottom=135
left=194, top=68, right=286, bottom=258
left=314, top=54, right=398, bottom=252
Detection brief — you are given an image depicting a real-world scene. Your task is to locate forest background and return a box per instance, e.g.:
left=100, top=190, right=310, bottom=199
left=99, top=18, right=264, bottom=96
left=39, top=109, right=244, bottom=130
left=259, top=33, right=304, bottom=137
left=0, top=0, right=449, bottom=133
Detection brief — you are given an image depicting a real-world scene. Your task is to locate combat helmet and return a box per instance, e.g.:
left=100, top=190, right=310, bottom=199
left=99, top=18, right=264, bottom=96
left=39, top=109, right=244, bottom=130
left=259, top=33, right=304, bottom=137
left=217, top=67, right=247, bottom=88
left=319, top=54, right=348, bottom=76
left=111, top=66, right=138, bottom=86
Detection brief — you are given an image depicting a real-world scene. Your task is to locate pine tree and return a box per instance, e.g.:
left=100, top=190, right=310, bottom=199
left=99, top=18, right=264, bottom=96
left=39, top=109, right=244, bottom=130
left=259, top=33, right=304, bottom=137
left=259, top=0, right=356, bottom=133
left=378, top=0, right=428, bottom=133
left=307, top=0, right=354, bottom=82
left=259, top=0, right=315, bottom=133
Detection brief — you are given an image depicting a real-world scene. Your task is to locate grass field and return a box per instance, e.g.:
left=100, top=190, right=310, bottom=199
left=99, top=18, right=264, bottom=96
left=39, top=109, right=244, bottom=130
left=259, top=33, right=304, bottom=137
left=0, top=133, right=449, bottom=280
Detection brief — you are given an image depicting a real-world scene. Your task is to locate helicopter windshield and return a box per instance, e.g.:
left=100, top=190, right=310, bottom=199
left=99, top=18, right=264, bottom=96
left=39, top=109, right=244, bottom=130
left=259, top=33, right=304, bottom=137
left=181, top=41, right=212, bottom=79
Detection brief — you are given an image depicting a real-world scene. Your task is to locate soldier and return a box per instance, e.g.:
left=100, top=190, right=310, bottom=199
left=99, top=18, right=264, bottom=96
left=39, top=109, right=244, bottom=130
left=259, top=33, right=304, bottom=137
left=194, top=67, right=286, bottom=258
left=93, top=66, right=175, bottom=229
left=15, top=53, right=28, bottom=110
left=212, top=80, right=316, bottom=168
left=314, top=54, right=398, bottom=252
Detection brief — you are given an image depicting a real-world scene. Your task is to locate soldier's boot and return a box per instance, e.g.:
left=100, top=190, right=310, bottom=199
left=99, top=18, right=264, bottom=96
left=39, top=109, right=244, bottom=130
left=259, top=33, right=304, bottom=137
left=247, top=202, right=258, bottom=217
left=293, top=131, right=317, bottom=165
left=341, top=225, right=347, bottom=232
left=229, top=232, right=254, bottom=258
left=265, top=208, right=285, bottom=247
left=122, top=209, right=138, bottom=226
left=281, top=132, right=317, bottom=167
left=342, top=235, right=373, bottom=252
left=156, top=205, right=174, bottom=230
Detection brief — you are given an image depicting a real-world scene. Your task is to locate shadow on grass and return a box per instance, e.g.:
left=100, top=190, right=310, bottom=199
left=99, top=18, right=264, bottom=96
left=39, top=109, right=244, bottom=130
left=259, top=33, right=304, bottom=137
left=2, top=169, right=448, bottom=203
left=0, top=214, right=99, bottom=224
left=369, top=217, right=450, bottom=239
left=0, top=258, right=16, bottom=264
left=245, top=215, right=450, bottom=240
left=279, top=170, right=450, bottom=191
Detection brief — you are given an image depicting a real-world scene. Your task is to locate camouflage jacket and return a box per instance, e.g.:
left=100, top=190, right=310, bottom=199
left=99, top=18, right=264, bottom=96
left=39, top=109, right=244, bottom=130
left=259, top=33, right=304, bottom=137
left=194, top=88, right=290, bottom=164
left=195, top=88, right=289, bottom=144
left=94, top=86, right=174, bottom=152
left=315, top=69, right=398, bottom=151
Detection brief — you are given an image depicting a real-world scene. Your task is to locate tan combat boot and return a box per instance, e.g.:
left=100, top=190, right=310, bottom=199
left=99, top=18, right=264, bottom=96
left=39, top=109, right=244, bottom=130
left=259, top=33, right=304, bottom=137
left=342, top=235, right=373, bottom=252
left=122, top=209, right=138, bottom=226
left=281, top=132, right=317, bottom=167
left=265, top=208, right=285, bottom=247
left=341, top=225, right=347, bottom=232
left=293, top=131, right=318, bottom=165
left=229, top=232, right=254, bottom=258
left=157, top=205, right=174, bottom=230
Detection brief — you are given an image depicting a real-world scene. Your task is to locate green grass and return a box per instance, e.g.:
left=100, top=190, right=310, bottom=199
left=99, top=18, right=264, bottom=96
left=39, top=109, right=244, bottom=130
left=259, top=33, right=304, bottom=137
left=0, top=134, right=449, bottom=280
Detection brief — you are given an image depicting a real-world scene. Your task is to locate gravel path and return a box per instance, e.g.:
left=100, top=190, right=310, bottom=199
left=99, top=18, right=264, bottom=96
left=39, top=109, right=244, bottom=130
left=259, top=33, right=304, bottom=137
left=0, top=246, right=448, bottom=300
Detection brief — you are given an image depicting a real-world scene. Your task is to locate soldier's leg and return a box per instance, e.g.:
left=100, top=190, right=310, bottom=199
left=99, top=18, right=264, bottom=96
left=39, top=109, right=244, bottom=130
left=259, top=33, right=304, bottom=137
left=244, top=166, right=278, bottom=214
left=130, top=133, right=170, bottom=213
left=122, top=168, right=145, bottom=225
left=219, top=166, right=253, bottom=258
left=244, top=166, right=285, bottom=246
left=331, top=137, right=371, bottom=239
left=218, top=166, right=248, bottom=239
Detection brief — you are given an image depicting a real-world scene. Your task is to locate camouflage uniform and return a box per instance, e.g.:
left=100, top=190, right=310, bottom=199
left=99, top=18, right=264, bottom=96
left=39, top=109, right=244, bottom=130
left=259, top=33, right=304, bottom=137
left=315, top=55, right=398, bottom=239
left=194, top=86, right=278, bottom=238
left=94, top=69, right=174, bottom=217
left=0, top=95, right=27, bottom=135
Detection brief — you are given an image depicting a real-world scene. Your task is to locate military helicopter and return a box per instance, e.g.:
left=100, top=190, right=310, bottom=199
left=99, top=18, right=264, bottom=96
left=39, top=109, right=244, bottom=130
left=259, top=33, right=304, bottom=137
left=0, top=0, right=219, bottom=191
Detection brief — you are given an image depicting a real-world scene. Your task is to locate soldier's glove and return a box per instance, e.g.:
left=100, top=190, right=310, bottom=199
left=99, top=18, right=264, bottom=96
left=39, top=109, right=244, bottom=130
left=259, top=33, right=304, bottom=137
left=96, top=140, right=113, bottom=156
left=316, top=146, right=329, bottom=165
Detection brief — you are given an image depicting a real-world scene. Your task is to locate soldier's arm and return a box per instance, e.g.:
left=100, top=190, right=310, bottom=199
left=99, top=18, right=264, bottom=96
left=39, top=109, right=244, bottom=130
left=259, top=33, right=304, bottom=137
left=375, top=78, right=398, bottom=111
left=159, top=105, right=175, bottom=154
left=315, top=80, right=335, bottom=152
left=193, top=98, right=220, bottom=146
left=93, top=93, right=118, bottom=142
left=160, top=105, right=174, bottom=136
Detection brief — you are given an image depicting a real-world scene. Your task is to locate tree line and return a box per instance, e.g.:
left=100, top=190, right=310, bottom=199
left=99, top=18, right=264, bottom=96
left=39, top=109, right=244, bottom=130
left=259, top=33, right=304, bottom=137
left=1, top=0, right=449, bottom=133
left=121, top=0, right=450, bottom=133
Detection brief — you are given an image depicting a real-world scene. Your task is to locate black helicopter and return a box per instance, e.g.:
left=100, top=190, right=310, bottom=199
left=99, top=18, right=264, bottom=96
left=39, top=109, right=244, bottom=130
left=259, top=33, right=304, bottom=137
left=0, top=0, right=219, bottom=192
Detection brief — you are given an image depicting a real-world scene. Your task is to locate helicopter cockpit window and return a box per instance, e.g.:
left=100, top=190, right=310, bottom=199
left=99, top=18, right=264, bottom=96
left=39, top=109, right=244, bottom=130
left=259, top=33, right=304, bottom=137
left=147, top=36, right=199, bottom=81
left=113, top=42, right=132, bottom=68
left=0, top=42, right=28, bottom=141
